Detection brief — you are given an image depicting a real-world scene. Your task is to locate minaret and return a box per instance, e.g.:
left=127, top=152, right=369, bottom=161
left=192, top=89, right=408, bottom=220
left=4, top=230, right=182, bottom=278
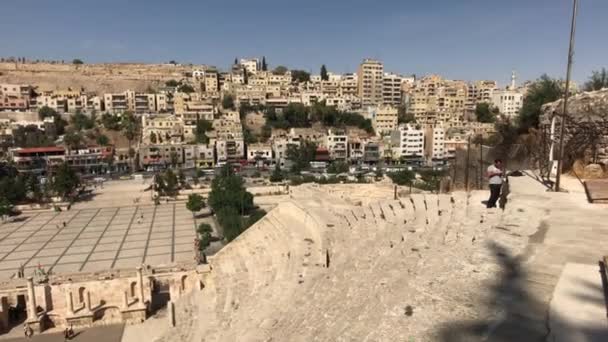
left=510, top=71, right=516, bottom=90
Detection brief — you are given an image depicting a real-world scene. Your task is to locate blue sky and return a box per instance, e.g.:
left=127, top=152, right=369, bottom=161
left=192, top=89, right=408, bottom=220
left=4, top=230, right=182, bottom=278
left=1, top=0, right=606, bottom=86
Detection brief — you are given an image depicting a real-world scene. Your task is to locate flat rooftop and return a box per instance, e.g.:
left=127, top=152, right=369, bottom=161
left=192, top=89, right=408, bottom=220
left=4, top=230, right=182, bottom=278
left=0, top=203, right=196, bottom=280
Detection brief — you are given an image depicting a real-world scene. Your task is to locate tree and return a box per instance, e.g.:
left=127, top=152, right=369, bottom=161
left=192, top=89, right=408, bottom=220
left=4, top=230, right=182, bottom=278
left=101, top=112, right=121, bottom=130
left=327, top=161, right=349, bottom=174
left=222, top=94, right=235, bottom=110
left=194, top=119, right=212, bottom=144
left=165, top=79, right=179, bottom=87
left=72, top=59, right=84, bottom=65
left=261, top=56, right=267, bottom=71
left=162, top=169, right=178, bottom=196
left=0, top=197, right=12, bottom=220
left=234, top=57, right=238, bottom=65
left=388, top=169, right=415, bottom=186
left=38, top=106, right=58, bottom=120
left=96, top=134, right=109, bottom=146
left=216, top=207, right=243, bottom=242
left=273, top=66, right=288, bottom=75
left=197, top=223, right=213, bottom=250
left=52, top=162, right=80, bottom=199
left=243, top=66, right=248, bottom=85
left=320, top=64, right=328, bottom=81
left=63, top=131, right=83, bottom=151
left=397, top=105, right=416, bottom=124
left=286, top=140, right=317, bottom=173
left=269, top=164, right=284, bottom=182
left=186, top=193, right=206, bottom=215
left=584, top=68, right=608, bottom=91
left=177, top=84, right=195, bottom=93
left=518, top=74, right=562, bottom=132
left=169, top=151, right=180, bottom=168
left=475, top=102, right=496, bottom=123
left=70, top=111, right=94, bottom=130
left=291, top=70, right=311, bottom=83
left=208, top=165, right=254, bottom=215
left=149, top=131, right=157, bottom=144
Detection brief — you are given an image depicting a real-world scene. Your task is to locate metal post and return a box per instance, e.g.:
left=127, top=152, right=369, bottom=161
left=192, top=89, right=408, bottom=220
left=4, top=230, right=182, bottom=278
left=465, top=136, right=471, bottom=192
left=555, top=0, right=578, bottom=192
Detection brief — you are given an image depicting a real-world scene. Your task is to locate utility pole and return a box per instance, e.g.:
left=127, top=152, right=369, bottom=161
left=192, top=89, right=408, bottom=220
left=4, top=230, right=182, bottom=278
left=555, top=0, right=578, bottom=192
left=479, top=135, right=483, bottom=190
left=465, top=135, right=471, bottom=192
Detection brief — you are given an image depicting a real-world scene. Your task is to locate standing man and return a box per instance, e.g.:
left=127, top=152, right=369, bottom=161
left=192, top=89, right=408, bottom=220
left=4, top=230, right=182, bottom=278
left=486, top=159, right=503, bottom=208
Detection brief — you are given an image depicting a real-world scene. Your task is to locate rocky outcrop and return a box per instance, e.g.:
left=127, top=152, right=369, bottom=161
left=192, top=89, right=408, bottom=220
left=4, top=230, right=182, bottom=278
left=540, top=88, right=608, bottom=124
left=583, top=163, right=605, bottom=179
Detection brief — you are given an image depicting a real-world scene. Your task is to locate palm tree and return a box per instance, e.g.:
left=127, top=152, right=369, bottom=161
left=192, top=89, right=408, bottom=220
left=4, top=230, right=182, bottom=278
left=120, top=111, right=138, bottom=172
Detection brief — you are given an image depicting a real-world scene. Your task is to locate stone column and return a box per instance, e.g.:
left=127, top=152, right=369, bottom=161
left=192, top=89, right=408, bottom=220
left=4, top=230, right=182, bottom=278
left=85, top=291, right=92, bottom=312
left=65, top=290, right=74, bottom=316
left=26, top=277, right=37, bottom=320
left=136, top=267, right=145, bottom=307
left=122, top=291, right=129, bottom=309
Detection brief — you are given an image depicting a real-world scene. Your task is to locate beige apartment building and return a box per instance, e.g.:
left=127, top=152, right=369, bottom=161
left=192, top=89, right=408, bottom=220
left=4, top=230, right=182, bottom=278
left=357, top=59, right=384, bottom=107
left=382, top=73, right=403, bottom=105
left=103, top=91, right=159, bottom=114
left=141, top=114, right=184, bottom=144
left=466, top=80, right=496, bottom=111
left=407, top=75, right=467, bottom=124
left=371, top=105, right=398, bottom=135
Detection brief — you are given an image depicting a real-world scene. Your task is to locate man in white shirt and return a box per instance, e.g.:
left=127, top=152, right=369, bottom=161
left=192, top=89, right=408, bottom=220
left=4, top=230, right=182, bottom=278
left=486, top=159, right=503, bottom=208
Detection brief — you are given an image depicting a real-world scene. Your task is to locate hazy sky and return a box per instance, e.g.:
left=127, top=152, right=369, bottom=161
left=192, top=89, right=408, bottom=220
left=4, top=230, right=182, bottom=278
left=1, top=0, right=606, bottom=86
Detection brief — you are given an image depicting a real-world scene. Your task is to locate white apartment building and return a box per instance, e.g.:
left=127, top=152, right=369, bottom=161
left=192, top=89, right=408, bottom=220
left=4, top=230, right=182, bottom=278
left=390, top=124, right=425, bottom=161
left=370, top=105, right=398, bottom=136
left=425, top=125, right=447, bottom=162
left=357, top=59, right=384, bottom=106
left=271, top=135, right=300, bottom=167
left=240, top=58, right=259, bottom=74
left=326, top=128, right=348, bottom=160
left=382, top=73, right=404, bottom=105
left=491, top=90, right=523, bottom=117
left=247, top=143, right=273, bottom=163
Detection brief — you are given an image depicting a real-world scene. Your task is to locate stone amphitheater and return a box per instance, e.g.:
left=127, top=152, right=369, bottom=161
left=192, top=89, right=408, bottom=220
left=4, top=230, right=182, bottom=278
left=122, top=174, right=608, bottom=342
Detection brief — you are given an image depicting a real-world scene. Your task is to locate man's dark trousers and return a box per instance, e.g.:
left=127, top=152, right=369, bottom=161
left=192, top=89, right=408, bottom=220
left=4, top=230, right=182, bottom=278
left=487, top=184, right=501, bottom=208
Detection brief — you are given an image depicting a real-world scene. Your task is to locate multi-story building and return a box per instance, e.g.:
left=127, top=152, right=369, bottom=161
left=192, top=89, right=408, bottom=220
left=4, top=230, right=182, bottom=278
left=363, top=142, right=381, bottom=164
left=370, top=105, right=398, bottom=136
left=490, top=89, right=523, bottom=118
left=271, top=134, right=301, bottom=167
left=491, top=74, right=523, bottom=118
left=0, top=84, right=34, bottom=111
left=326, top=128, right=348, bottom=160
left=339, top=73, right=358, bottom=97
left=183, top=143, right=215, bottom=168
left=240, top=58, right=260, bottom=75
left=424, top=125, right=447, bottom=163
left=390, top=124, right=425, bottom=162
left=139, top=144, right=184, bottom=170
left=141, top=114, right=184, bottom=144
left=382, top=73, right=404, bottom=105
left=10, top=146, right=66, bottom=173
left=466, top=80, right=497, bottom=111
left=104, top=91, right=157, bottom=114
left=357, top=59, right=384, bottom=107
left=65, top=146, right=114, bottom=173
left=215, top=137, right=245, bottom=163
left=246, top=143, right=273, bottom=164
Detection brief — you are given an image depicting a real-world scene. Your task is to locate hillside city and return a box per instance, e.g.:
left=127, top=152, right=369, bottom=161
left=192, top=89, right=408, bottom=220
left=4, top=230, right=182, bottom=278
left=0, top=57, right=528, bottom=176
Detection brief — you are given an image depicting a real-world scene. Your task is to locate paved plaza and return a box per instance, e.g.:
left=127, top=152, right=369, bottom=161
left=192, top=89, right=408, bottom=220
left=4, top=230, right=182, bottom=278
left=0, top=203, right=196, bottom=280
